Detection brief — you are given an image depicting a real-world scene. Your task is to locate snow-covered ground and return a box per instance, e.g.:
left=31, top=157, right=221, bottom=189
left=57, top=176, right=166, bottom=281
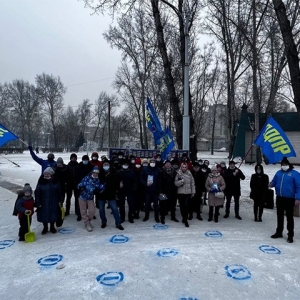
left=0, top=151, right=300, bottom=300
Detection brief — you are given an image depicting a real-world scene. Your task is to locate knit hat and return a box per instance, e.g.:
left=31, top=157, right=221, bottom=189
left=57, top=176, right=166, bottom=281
left=92, top=167, right=99, bottom=173
left=281, top=157, right=290, bottom=165
left=82, top=155, right=89, bottom=161
left=101, top=155, right=107, bottom=161
left=102, top=159, right=110, bottom=165
left=229, top=160, right=236, bottom=165
left=47, top=153, right=55, bottom=160
left=142, top=158, right=148, bottom=164
left=211, top=165, right=217, bottom=171
left=70, top=153, right=77, bottom=160
left=150, top=157, right=156, bottom=163
left=23, top=183, right=32, bottom=194
left=193, top=161, right=200, bottom=167
left=135, top=158, right=141, bottom=164
left=91, top=152, right=99, bottom=159
left=57, top=157, right=64, bottom=164
left=43, top=167, right=55, bottom=175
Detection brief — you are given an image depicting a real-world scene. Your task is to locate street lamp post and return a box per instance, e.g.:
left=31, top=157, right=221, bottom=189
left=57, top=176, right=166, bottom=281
left=182, top=4, right=190, bottom=152
left=84, top=132, right=90, bottom=156
left=45, top=133, right=50, bottom=151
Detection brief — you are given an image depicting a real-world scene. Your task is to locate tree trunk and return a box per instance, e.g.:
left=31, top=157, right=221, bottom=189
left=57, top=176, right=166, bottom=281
left=151, top=0, right=183, bottom=149
left=272, top=0, right=300, bottom=112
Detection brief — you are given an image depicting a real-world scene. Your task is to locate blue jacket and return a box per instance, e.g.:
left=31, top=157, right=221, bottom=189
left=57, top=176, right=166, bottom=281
left=77, top=174, right=105, bottom=201
left=29, top=148, right=56, bottom=173
left=270, top=169, right=300, bottom=199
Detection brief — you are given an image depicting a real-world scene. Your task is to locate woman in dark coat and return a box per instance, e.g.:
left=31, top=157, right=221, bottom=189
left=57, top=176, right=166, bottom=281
left=35, top=167, right=62, bottom=235
left=250, top=164, right=269, bottom=222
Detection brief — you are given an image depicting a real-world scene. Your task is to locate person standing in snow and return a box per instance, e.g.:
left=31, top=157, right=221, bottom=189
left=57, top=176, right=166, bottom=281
left=28, top=145, right=56, bottom=173
left=77, top=167, right=105, bottom=232
left=35, top=167, right=62, bottom=235
left=16, top=184, right=35, bottom=241
left=250, top=164, right=269, bottom=222
left=269, top=157, right=300, bottom=243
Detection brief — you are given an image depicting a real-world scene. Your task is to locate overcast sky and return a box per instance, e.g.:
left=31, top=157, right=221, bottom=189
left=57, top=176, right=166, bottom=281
left=0, top=0, right=122, bottom=108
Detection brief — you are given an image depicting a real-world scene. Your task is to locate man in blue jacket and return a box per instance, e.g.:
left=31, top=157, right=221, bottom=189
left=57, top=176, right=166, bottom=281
left=28, top=145, right=56, bottom=173
left=270, top=157, right=300, bottom=243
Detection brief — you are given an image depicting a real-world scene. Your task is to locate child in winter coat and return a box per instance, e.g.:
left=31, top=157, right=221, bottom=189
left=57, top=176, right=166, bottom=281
left=77, top=167, right=105, bottom=231
left=16, top=184, right=34, bottom=241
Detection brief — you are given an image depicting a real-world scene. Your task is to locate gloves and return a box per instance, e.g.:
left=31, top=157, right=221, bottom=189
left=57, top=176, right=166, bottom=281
left=28, top=145, right=33, bottom=151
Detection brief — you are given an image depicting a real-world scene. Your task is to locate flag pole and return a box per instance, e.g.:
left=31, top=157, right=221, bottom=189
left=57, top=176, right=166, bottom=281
left=18, top=139, right=29, bottom=147
left=237, top=144, right=254, bottom=168
left=0, top=154, right=21, bottom=167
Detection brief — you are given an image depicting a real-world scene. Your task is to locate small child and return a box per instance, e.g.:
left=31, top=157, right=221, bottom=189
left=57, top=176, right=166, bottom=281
left=16, top=184, right=34, bottom=241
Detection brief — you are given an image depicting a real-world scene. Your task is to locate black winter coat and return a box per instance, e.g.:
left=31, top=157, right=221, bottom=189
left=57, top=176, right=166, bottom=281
left=35, top=176, right=62, bottom=223
left=158, top=167, right=177, bottom=198
left=140, top=166, right=160, bottom=193
left=250, top=165, right=269, bottom=200
left=96, top=167, right=119, bottom=200
left=54, top=164, right=68, bottom=193
left=66, top=161, right=79, bottom=187
left=223, top=167, right=245, bottom=196
left=77, top=162, right=93, bottom=183
left=117, top=168, right=137, bottom=196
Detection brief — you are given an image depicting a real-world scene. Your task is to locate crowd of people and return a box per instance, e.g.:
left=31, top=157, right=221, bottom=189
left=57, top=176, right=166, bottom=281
left=14, top=147, right=300, bottom=244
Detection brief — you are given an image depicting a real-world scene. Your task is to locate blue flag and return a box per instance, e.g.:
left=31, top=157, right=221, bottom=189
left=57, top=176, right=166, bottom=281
left=0, top=124, right=19, bottom=147
left=254, top=116, right=296, bottom=164
left=145, top=97, right=164, bottom=143
left=145, top=98, right=175, bottom=159
left=157, top=126, right=175, bottom=160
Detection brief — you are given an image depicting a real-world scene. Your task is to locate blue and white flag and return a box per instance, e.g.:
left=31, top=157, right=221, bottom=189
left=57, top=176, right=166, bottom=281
left=145, top=97, right=164, bottom=143
left=254, top=116, right=296, bottom=164
left=145, top=97, right=174, bottom=159
left=0, top=123, right=19, bottom=147
left=158, top=126, right=175, bottom=160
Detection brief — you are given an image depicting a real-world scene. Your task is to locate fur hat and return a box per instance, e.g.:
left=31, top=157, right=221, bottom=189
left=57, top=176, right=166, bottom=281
left=43, top=167, right=54, bottom=175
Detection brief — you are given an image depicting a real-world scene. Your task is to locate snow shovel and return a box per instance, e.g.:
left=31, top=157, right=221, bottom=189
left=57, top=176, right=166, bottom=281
left=59, top=203, right=65, bottom=219
left=25, top=211, right=35, bottom=243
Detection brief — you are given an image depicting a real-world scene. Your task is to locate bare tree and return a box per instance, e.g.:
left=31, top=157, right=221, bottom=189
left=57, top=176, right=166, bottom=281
left=76, top=99, right=92, bottom=134
left=5, top=80, right=41, bottom=145
left=35, top=73, right=66, bottom=147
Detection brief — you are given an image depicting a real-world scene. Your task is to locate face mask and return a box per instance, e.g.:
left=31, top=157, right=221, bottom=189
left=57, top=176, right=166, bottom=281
left=135, top=164, right=141, bottom=168
left=143, top=163, right=148, bottom=167
left=92, top=174, right=98, bottom=178
left=281, top=165, right=289, bottom=171
left=83, top=160, right=88, bottom=165
left=156, top=158, right=161, bottom=162
left=221, top=164, right=225, bottom=168
left=150, top=163, right=155, bottom=167
left=118, top=156, right=123, bottom=159
left=122, top=165, right=129, bottom=170
left=131, top=160, right=135, bottom=164
left=92, top=157, right=97, bottom=160
left=201, top=169, right=206, bottom=172
left=103, top=166, right=110, bottom=171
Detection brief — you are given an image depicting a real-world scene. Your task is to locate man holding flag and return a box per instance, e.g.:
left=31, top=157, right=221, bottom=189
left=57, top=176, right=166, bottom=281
left=254, top=116, right=300, bottom=243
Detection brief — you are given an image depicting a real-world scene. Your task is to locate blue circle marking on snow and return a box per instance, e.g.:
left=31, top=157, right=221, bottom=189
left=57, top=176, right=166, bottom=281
left=58, top=227, right=75, bottom=234
left=259, top=245, right=281, bottom=254
left=205, top=230, right=222, bottom=237
left=0, top=240, right=15, bottom=250
left=153, top=224, right=169, bottom=230
left=37, top=254, right=63, bottom=268
left=179, top=298, right=199, bottom=300
left=157, top=248, right=179, bottom=257
left=96, top=271, right=124, bottom=286
left=110, top=235, right=129, bottom=244
left=225, top=264, right=251, bottom=280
